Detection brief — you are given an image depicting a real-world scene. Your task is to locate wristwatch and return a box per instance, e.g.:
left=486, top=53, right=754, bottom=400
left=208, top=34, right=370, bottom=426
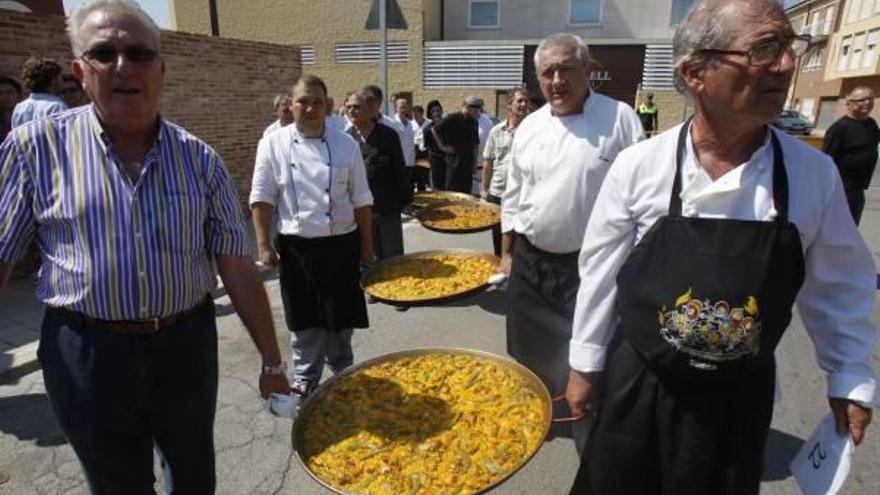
left=261, top=362, right=286, bottom=376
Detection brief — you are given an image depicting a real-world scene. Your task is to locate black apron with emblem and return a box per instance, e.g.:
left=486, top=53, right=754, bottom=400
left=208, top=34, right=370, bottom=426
left=571, top=125, right=806, bottom=495
left=276, top=230, right=369, bottom=333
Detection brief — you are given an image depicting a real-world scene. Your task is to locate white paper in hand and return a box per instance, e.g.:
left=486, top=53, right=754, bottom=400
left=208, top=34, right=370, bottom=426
left=789, top=413, right=854, bottom=495
left=266, top=392, right=302, bottom=419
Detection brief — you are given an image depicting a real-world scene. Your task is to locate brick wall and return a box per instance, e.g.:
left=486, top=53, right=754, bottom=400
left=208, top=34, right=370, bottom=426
left=0, top=10, right=302, bottom=201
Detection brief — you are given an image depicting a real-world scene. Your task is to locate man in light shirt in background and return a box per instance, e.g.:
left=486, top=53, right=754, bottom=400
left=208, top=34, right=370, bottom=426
left=263, top=93, right=293, bottom=137
left=11, top=57, right=67, bottom=127
left=482, top=87, right=529, bottom=256
left=500, top=32, right=643, bottom=452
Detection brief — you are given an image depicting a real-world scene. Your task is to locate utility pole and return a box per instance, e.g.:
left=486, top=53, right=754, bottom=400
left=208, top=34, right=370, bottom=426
left=379, top=0, right=388, bottom=115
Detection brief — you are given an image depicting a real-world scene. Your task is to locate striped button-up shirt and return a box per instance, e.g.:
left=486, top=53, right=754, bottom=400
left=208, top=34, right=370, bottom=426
left=0, top=105, right=251, bottom=320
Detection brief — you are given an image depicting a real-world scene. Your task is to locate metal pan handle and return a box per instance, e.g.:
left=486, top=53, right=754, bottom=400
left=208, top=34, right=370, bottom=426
left=551, top=394, right=587, bottom=423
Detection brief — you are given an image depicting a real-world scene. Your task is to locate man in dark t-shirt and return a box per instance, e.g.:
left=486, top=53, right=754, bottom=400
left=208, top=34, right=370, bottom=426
left=432, top=96, right=480, bottom=193
left=823, top=86, right=880, bottom=225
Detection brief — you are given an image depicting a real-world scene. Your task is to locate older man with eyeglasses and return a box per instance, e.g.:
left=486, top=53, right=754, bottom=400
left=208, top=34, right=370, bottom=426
left=0, top=0, right=291, bottom=492
left=566, top=1, right=875, bottom=494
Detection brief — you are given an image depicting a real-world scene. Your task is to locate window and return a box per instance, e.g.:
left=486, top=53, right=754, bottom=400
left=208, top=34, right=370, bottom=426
left=823, top=6, right=834, bottom=34
left=803, top=47, right=822, bottom=71
left=860, top=0, right=874, bottom=19
left=847, top=0, right=862, bottom=23
left=570, top=0, right=601, bottom=25
left=864, top=30, right=880, bottom=68
left=837, top=36, right=852, bottom=70
left=816, top=99, right=839, bottom=130
left=800, top=97, right=816, bottom=121
left=850, top=32, right=866, bottom=69
left=670, top=0, right=697, bottom=25
left=469, top=0, right=499, bottom=28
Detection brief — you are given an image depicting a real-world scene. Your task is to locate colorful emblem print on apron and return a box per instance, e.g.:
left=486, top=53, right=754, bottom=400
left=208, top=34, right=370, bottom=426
left=658, top=288, right=761, bottom=366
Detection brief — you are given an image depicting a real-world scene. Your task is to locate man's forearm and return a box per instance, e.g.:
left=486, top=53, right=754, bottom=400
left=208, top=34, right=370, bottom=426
left=482, top=160, right=493, bottom=193
left=501, top=232, right=515, bottom=257
left=354, top=206, right=373, bottom=256
left=217, top=255, right=282, bottom=366
left=252, top=202, right=275, bottom=251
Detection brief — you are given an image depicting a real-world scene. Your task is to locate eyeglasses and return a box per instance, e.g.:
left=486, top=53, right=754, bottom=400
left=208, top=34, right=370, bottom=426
left=697, top=35, right=811, bottom=67
left=81, top=45, right=158, bottom=65
left=847, top=97, right=873, bottom=104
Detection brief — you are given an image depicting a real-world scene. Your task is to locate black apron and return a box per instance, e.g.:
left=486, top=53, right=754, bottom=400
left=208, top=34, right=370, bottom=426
left=571, top=125, right=806, bottom=495
left=276, top=230, right=369, bottom=333
left=507, top=234, right=580, bottom=395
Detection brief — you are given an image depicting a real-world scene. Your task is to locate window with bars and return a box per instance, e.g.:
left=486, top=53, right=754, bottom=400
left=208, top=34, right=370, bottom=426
left=422, top=44, right=523, bottom=88
left=334, top=42, right=409, bottom=63
left=298, top=45, right=315, bottom=65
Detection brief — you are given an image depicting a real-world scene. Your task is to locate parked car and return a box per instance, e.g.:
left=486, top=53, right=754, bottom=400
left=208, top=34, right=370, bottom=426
left=774, top=110, right=813, bottom=135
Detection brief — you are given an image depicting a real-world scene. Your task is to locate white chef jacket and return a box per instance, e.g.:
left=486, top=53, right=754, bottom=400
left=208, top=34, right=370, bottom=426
left=569, top=124, right=878, bottom=406
left=249, top=125, right=373, bottom=238
left=500, top=92, right=644, bottom=253
left=262, top=119, right=284, bottom=137
left=392, top=114, right=416, bottom=167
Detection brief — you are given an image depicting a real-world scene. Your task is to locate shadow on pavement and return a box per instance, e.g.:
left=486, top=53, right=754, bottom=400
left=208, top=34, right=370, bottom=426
left=0, top=393, right=66, bottom=447
left=444, top=287, right=508, bottom=315
left=762, top=428, right=804, bottom=481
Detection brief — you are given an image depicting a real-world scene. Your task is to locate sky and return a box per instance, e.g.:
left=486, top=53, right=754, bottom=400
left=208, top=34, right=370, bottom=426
left=62, top=0, right=171, bottom=28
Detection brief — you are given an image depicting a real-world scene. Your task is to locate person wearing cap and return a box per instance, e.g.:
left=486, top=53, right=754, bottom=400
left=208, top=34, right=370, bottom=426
left=636, top=92, right=659, bottom=134
left=432, top=96, right=481, bottom=192
left=500, top=33, right=643, bottom=453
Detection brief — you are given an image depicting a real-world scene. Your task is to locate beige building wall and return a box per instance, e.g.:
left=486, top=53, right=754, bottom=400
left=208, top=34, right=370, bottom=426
left=442, top=0, right=678, bottom=41
left=169, top=0, right=467, bottom=115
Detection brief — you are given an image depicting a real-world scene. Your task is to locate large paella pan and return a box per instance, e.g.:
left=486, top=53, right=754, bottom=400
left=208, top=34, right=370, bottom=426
left=291, top=348, right=553, bottom=495
left=415, top=201, right=501, bottom=234
left=361, top=249, right=499, bottom=306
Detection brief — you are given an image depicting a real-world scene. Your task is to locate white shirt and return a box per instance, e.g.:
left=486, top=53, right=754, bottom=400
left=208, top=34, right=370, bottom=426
left=263, top=119, right=288, bottom=137
left=11, top=93, right=67, bottom=127
left=249, top=125, right=373, bottom=238
left=325, top=114, right=345, bottom=132
left=483, top=120, right=516, bottom=197
left=569, top=124, right=877, bottom=406
left=413, top=119, right=427, bottom=151
left=501, top=92, right=645, bottom=253
left=392, top=114, right=416, bottom=167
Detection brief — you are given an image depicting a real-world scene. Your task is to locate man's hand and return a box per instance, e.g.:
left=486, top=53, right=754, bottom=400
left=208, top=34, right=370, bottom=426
left=830, top=397, right=872, bottom=446
left=258, top=244, right=279, bottom=267
left=259, top=371, right=292, bottom=399
left=360, top=246, right=375, bottom=268
left=566, top=369, right=601, bottom=418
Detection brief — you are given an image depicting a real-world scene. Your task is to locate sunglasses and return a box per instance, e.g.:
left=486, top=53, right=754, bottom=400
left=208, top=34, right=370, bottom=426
left=81, top=45, right=158, bottom=65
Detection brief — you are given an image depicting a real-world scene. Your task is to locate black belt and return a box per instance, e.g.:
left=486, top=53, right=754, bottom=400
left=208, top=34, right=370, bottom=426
left=47, top=297, right=210, bottom=335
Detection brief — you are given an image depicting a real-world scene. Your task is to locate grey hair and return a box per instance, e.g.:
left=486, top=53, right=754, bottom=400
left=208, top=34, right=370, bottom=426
left=533, top=33, right=590, bottom=71
left=672, top=0, right=785, bottom=93
left=67, top=0, right=161, bottom=57
left=272, top=94, right=289, bottom=110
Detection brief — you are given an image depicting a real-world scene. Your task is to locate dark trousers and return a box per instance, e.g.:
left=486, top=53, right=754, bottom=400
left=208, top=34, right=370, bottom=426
left=410, top=166, right=429, bottom=192
left=446, top=154, right=474, bottom=193
left=38, top=301, right=219, bottom=494
left=845, top=188, right=866, bottom=225
left=429, top=153, right=446, bottom=190
left=487, top=194, right=502, bottom=256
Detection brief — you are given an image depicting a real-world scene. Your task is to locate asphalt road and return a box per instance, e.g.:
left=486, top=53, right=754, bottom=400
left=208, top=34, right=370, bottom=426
left=0, top=181, right=878, bottom=494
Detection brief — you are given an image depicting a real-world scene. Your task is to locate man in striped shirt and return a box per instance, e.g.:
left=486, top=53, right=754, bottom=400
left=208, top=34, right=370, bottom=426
left=0, top=0, right=291, bottom=492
